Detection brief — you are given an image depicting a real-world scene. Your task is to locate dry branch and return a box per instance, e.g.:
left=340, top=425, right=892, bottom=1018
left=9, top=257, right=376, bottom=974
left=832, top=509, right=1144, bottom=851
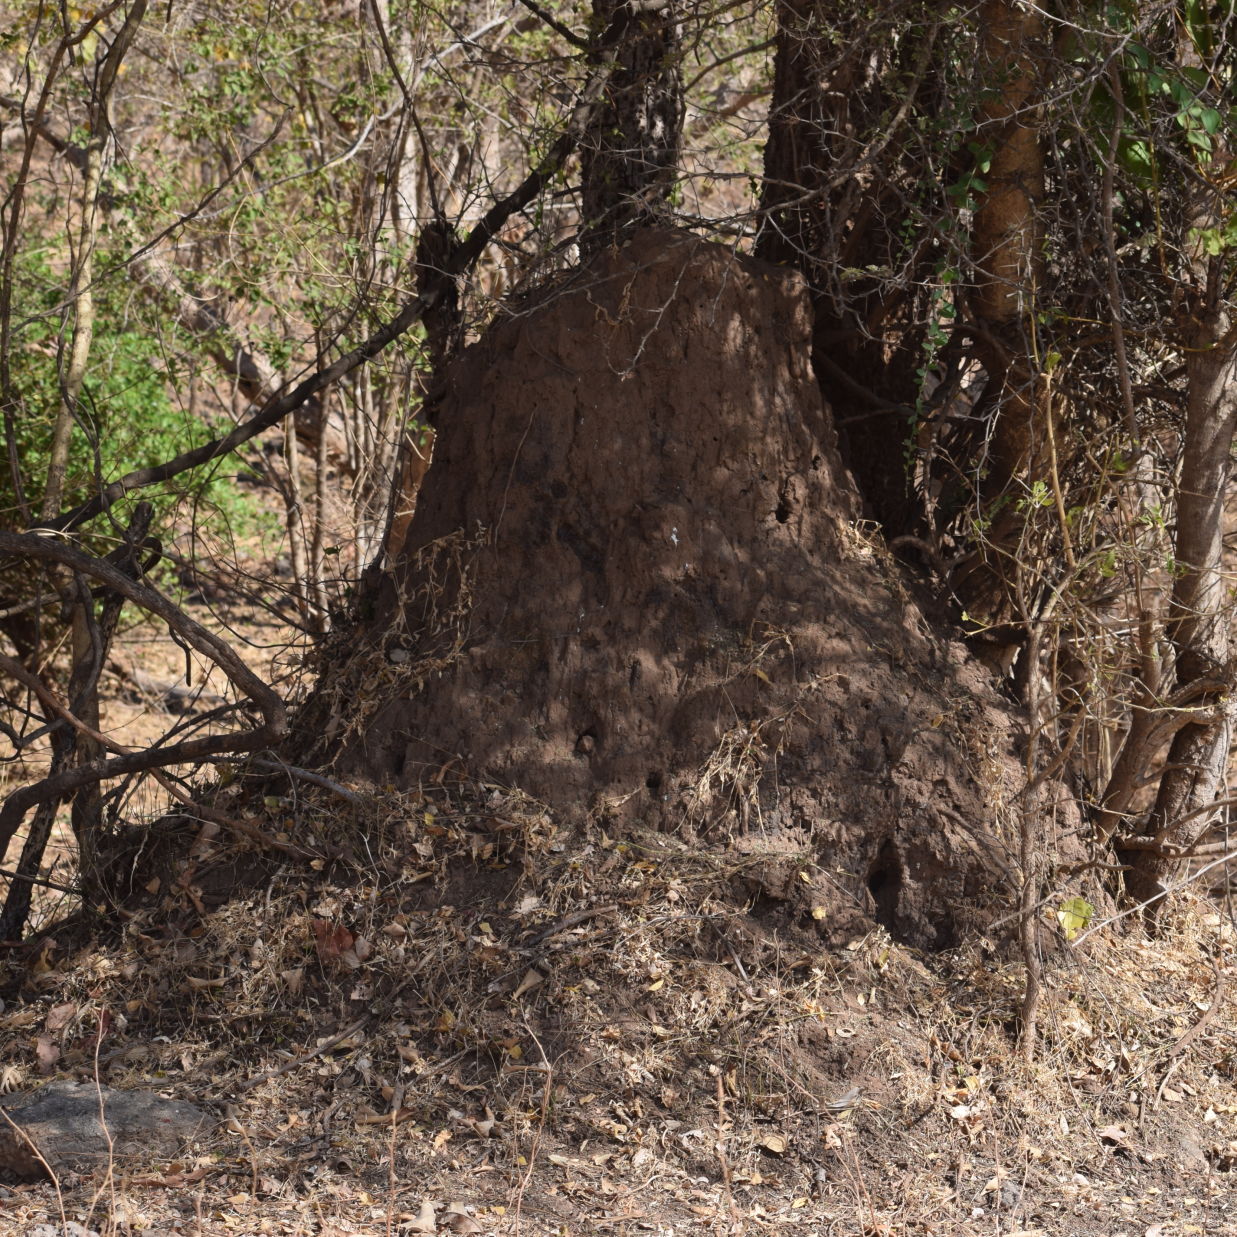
left=0, top=530, right=287, bottom=859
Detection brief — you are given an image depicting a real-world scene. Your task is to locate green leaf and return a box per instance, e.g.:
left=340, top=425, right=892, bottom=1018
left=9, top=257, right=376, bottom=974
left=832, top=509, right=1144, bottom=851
left=1118, top=138, right=1155, bottom=181
left=1056, top=898, right=1095, bottom=941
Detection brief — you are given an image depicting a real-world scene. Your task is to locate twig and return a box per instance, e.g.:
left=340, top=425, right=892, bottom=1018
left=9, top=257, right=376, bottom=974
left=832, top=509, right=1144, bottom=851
left=232, top=1014, right=368, bottom=1093
left=528, top=903, right=619, bottom=946
left=248, top=758, right=362, bottom=804
left=714, top=1072, right=744, bottom=1234
left=514, top=0, right=589, bottom=49
left=0, top=866, right=78, bottom=895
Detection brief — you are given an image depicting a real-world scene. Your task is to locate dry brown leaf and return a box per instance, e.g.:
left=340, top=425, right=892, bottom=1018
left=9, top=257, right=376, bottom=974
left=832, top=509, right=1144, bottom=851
left=312, top=919, right=354, bottom=963
left=44, top=1002, right=76, bottom=1033
left=443, top=1203, right=480, bottom=1233
left=757, top=1132, right=787, bottom=1154
left=513, top=968, right=543, bottom=999
left=35, top=1036, right=59, bottom=1072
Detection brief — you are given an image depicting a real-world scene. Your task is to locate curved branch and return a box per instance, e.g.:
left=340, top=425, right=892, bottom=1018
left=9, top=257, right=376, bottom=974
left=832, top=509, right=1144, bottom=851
left=37, top=53, right=617, bottom=537
left=0, top=531, right=287, bottom=859
left=0, top=651, right=129, bottom=754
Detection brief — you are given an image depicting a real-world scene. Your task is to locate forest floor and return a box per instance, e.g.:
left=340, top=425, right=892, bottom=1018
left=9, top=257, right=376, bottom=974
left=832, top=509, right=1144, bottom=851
left=3, top=255, right=1237, bottom=1233
left=2, top=742, right=1236, bottom=1236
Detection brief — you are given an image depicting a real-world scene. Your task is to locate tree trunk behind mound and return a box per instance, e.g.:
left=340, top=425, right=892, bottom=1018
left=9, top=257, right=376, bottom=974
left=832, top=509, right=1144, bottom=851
left=300, top=228, right=1078, bottom=951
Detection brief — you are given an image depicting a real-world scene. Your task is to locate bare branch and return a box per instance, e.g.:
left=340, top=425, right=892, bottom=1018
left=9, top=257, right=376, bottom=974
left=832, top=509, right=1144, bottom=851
left=0, top=531, right=287, bottom=858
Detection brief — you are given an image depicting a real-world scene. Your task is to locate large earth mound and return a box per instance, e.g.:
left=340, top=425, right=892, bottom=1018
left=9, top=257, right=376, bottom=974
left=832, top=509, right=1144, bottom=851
left=302, top=228, right=1078, bottom=951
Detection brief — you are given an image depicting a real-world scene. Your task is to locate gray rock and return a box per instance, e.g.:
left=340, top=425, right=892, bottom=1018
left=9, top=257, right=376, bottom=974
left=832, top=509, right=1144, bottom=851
left=0, top=1081, right=210, bottom=1180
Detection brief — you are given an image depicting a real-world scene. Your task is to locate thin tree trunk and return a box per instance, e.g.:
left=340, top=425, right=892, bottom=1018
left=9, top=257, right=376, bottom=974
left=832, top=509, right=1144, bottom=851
left=44, top=2, right=149, bottom=514
left=310, top=393, right=332, bottom=631
left=284, top=410, right=311, bottom=627
left=1122, top=290, right=1237, bottom=907
left=968, top=0, right=1046, bottom=493
left=1117, top=17, right=1237, bottom=910
left=953, top=0, right=1049, bottom=623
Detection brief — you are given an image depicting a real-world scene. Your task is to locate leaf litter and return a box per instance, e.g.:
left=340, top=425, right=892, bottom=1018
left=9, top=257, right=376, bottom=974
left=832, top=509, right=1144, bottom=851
left=1, top=772, right=1236, bottom=1234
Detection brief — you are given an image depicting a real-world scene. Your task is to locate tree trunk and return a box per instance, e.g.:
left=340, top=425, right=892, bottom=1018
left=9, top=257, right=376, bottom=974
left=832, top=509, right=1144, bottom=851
left=1114, top=9, right=1237, bottom=910
left=951, top=0, right=1049, bottom=623
left=580, top=0, right=683, bottom=249
left=1121, top=283, right=1237, bottom=907
left=756, top=0, right=940, bottom=535
left=968, top=0, right=1046, bottom=490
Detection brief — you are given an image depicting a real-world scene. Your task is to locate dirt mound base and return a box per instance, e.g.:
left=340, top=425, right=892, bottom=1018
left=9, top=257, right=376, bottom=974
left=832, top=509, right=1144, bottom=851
left=304, top=228, right=1076, bottom=950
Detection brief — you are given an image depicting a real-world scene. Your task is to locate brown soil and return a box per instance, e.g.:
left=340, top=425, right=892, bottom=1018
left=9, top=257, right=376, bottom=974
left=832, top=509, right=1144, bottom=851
left=1, top=777, right=1233, bottom=1236
left=303, top=227, right=1079, bottom=953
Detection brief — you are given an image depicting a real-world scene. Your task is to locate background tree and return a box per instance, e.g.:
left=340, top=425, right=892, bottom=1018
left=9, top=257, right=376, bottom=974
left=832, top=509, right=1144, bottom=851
left=580, top=0, right=683, bottom=245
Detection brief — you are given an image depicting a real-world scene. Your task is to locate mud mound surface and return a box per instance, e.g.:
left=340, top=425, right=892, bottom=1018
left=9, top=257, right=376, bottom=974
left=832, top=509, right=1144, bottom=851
left=306, top=228, right=1077, bottom=950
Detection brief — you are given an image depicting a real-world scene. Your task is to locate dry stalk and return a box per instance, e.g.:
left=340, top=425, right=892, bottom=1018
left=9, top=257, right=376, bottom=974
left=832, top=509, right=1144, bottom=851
left=713, top=1070, right=744, bottom=1234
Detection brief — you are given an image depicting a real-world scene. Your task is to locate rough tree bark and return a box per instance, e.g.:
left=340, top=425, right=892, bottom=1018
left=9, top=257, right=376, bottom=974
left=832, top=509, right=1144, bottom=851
left=756, top=0, right=940, bottom=535
left=951, top=0, right=1051, bottom=623
left=580, top=0, right=683, bottom=248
